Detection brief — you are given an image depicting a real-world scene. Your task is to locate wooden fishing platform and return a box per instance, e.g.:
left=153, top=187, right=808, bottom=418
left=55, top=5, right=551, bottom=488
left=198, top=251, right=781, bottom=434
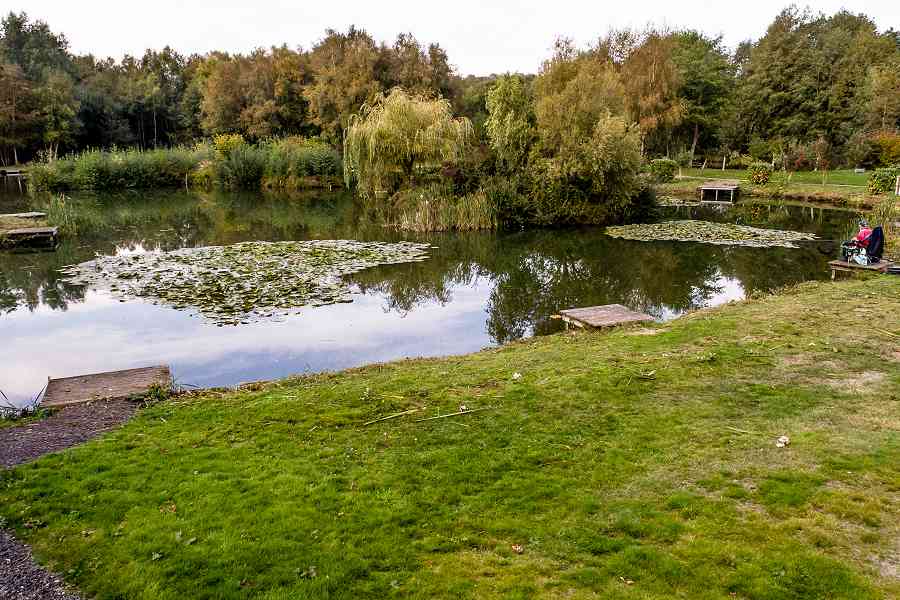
left=42, top=366, right=172, bottom=408
left=0, top=226, right=58, bottom=249
left=829, top=259, right=895, bottom=279
left=0, top=211, right=46, bottom=219
left=558, top=304, right=654, bottom=329
left=698, top=180, right=740, bottom=203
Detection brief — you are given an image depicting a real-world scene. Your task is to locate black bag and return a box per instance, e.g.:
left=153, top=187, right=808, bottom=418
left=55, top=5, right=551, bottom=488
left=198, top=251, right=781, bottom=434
left=867, top=226, right=884, bottom=263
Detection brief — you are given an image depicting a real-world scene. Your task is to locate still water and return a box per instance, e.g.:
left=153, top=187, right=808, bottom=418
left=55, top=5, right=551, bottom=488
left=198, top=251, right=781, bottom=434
left=1, top=188, right=854, bottom=405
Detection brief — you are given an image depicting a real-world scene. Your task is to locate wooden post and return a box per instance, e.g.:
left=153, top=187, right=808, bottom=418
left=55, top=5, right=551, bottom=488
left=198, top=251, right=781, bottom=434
left=895, top=175, right=899, bottom=196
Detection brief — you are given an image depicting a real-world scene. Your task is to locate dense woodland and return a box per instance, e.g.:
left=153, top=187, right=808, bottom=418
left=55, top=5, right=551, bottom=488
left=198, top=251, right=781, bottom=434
left=1, top=7, right=899, bottom=169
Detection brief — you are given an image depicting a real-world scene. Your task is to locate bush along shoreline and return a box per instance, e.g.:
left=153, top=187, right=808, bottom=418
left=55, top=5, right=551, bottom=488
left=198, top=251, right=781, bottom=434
left=27, top=135, right=343, bottom=193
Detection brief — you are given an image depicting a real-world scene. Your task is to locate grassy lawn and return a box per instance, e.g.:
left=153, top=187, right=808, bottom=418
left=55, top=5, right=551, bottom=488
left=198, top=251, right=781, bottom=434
left=679, top=168, right=870, bottom=187
left=657, top=179, right=886, bottom=208
left=2, top=277, right=899, bottom=599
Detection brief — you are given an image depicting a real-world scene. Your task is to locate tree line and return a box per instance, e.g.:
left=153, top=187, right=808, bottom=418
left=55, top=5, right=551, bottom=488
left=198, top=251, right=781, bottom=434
left=1, top=6, right=899, bottom=168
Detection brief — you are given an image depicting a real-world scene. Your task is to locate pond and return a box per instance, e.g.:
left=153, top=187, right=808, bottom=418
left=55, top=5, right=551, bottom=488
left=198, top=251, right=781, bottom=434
left=1, top=188, right=855, bottom=406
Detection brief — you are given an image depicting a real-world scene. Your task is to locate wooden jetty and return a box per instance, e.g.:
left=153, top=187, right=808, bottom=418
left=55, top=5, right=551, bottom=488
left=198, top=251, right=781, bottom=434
left=698, top=180, right=740, bottom=203
left=0, top=211, right=46, bottom=220
left=43, top=366, right=172, bottom=408
left=0, top=226, right=58, bottom=249
left=558, top=304, right=654, bottom=329
left=829, top=259, right=895, bottom=279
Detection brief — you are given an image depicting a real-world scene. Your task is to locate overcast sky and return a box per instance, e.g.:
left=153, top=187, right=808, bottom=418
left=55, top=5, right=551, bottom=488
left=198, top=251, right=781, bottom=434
left=10, top=1, right=900, bottom=75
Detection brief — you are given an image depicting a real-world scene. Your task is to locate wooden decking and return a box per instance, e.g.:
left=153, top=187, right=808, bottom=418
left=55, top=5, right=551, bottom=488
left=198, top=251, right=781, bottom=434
left=0, top=211, right=46, bottom=220
left=698, top=180, right=740, bottom=203
left=43, top=366, right=172, bottom=407
left=0, top=226, right=58, bottom=249
left=558, top=304, right=654, bottom=329
left=829, top=259, right=895, bottom=279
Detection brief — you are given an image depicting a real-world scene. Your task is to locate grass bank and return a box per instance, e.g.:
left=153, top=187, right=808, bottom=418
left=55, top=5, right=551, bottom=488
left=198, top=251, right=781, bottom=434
left=2, top=277, right=899, bottom=599
left=658, top=168, right=891, bottom=208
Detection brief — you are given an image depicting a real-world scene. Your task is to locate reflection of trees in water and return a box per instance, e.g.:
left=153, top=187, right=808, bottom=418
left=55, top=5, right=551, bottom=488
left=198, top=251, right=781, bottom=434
left=3, top=191, right=834, bottom=344
left=354, top=228, right=832, bottom=345
left=1, top=189, right=363, bottom=313
left=0, top=243, right=88, bottom=313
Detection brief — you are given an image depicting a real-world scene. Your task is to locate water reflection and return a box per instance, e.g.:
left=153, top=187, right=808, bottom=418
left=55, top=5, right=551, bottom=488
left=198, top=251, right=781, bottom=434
left=1, top=189, right=854, bottom=405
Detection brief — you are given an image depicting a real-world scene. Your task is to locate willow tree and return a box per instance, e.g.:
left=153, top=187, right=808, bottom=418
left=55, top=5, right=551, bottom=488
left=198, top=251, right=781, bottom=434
left=343, top=87, right=472, bottom=197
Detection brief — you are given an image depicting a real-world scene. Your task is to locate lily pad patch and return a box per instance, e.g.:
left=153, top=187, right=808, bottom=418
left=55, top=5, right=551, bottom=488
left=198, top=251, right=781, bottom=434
left=59, top=240, right=431, bottom=325
left=605, top=220, right=818, bottom=248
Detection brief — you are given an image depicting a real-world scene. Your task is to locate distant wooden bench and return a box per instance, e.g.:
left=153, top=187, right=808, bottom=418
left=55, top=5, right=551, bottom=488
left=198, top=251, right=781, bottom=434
left=558, top=304, right=654, bottom=329
left=828, top=259, right=894, bottom=279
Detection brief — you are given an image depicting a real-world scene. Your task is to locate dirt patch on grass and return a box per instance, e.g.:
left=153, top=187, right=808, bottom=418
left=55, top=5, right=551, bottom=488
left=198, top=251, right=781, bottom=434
left=781, top=355, right=811, bottom=367
left=825, top=371, right=887, bottom=394
left=625, top=328, right=663, bottom=336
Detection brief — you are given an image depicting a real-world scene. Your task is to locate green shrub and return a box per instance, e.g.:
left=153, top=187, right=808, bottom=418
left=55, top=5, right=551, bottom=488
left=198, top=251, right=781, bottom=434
left=747, top=162, right=773, bottom=185
left=873, top=132, right=900, bottom=167
left=867, top=165, right=900, bottom=195
left=28, top=146, right=211, bottom=192
left=648, top=158, right=678, bottom=183
left=213, top=133, right=246, bottom=160
left=261, top=137, right=342, bottom=189
left=216, top=144, right=266, bottom=189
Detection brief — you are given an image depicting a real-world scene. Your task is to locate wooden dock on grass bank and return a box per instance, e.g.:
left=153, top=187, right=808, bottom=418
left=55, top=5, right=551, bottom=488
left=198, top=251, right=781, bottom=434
left=829, top=259, right=895, bottom=279
left=558, top=304, right=654, bottom=329
left=43, top=366, right=172, bottom=408
left=698, top=180, right=740, bottom=203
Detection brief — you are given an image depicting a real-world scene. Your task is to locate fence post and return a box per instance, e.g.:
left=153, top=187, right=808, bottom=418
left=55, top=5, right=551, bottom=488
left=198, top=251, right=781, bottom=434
left=895, top=175, right=900, bottom=196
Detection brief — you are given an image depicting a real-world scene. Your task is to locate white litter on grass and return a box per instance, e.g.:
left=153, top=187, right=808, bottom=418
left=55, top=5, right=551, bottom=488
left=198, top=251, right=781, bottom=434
left=512, top=372, right=523, bottom=381
left=776, top=435, right=790, bottom=448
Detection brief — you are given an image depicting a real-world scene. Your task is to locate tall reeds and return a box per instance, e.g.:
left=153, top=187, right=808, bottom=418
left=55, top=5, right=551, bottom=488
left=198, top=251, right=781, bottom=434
left=27, top=138, right=343, bottom=192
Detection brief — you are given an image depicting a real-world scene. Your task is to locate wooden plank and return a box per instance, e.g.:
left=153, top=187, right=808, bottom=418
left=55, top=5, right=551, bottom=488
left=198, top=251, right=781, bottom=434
left=699, top=180, right=740, bottom=191
left=43, top=366, right=172, bottom=408
left=0, top=212, right=46, bottom=219
left=828, top=259, right=893, bottom=273
left=4, top=226, right=58, bottom=237
left=559, top=304, right=654, bottom=329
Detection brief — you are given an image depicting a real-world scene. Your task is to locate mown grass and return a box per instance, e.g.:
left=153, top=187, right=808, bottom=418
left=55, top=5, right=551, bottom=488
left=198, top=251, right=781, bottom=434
left=679, top=168, right=870, bottom=187
left=2, top=277, right=899, bottom=599
left=657, top=177, right=887, bottom=208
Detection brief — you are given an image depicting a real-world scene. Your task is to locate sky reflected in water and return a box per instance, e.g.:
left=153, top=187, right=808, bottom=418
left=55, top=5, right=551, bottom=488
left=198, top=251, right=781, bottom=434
left=1, top=189, right=854, bottom=405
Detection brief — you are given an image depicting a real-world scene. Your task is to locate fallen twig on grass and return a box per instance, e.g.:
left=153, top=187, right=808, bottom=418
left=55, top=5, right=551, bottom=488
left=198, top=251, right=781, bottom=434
left=363, top=408, right=421, bottom=426
left=414, top=407, right=493, bottom=422
left=726, top=425, right=760, bottom=435
left=873, top=327, right=899, bottom=339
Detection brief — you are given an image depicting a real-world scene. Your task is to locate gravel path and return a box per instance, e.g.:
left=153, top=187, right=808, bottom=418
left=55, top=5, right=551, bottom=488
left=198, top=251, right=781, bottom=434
left=0, top=530, right=81, bottom=599
left=1, top=399, right=141, bottom=599
left=1, top=399, right=139, bottom=468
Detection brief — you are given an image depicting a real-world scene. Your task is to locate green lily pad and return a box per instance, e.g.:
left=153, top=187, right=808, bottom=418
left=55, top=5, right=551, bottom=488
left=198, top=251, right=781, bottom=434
left=59, top=240, right=431, bottom=325
left=605, top=220, right=818, bottom=248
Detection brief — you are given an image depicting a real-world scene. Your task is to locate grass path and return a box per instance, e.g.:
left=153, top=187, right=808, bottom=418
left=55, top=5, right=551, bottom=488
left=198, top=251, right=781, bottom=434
left=2, top=277, right=899, bottom=599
